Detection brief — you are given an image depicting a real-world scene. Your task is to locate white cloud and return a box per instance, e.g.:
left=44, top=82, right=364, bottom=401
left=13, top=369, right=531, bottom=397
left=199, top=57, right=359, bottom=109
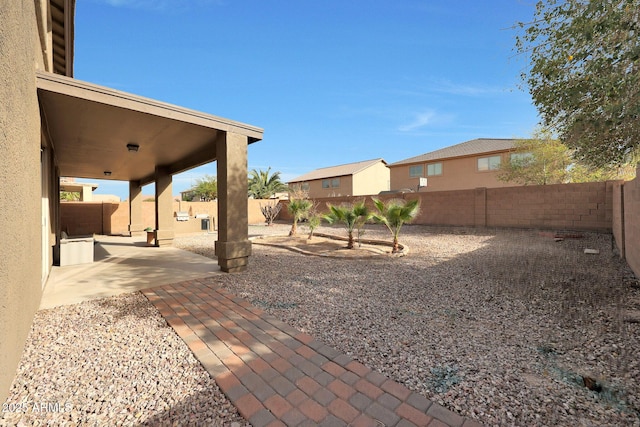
left=398, top=110, right=453, bottom=132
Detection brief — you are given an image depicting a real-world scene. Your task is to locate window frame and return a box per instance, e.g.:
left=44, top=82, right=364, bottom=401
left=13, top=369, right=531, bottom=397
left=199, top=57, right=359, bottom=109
left=426, top=162, right=442, bottom=176
left=477, top=155, right=502, bottom=172
left=409, top=165, right=424, bottom=178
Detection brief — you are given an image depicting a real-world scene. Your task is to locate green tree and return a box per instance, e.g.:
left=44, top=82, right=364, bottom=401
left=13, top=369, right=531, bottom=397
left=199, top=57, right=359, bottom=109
left=497, top=130, right=572, bottom=185
left=60, top=191, right=80, bottom=201
left=372, top=198, right=420, bottom=253
left=287, top=198, right=312, bottom=236
left=516, top=0, right=640, bottom=167
left=193, top=175, right=217, bottom=201
left=248, top=168, right=288, bottom=199
left=323, top=200, right=370, bottom=249
left=498, top=129, right=638, bottom=185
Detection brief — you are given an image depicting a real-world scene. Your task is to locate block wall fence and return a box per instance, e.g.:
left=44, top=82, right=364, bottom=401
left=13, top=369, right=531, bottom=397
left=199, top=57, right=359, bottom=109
left=60, top=199, right=267, bottom=236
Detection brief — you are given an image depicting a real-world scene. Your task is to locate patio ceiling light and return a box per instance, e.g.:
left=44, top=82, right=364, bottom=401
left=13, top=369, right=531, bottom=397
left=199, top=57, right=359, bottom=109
left=104, top=171, right=112, bottom=176
left=126, top=143, right=139, bottom=152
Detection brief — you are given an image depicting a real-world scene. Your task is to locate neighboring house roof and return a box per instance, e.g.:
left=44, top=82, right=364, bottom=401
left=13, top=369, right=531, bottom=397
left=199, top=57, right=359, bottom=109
left=388, top=138, right=517, bottom=166
left=289, top=158, right=387, bottom=183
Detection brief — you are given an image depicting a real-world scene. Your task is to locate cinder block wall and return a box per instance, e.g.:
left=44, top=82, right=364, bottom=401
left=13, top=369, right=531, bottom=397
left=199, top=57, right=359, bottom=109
left=60, top=199, right=267, bottom=236
left=60, top=203, right=104, bottom=235
left=280, top=182, right=615, bottom=232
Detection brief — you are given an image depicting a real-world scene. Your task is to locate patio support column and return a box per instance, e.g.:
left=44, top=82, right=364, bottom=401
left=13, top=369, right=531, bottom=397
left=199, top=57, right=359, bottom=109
left=129, top=180, right=144, bottom=236
left=154, top=166, right=174, bottom=247
left=215, top=132, right=251, bottom=272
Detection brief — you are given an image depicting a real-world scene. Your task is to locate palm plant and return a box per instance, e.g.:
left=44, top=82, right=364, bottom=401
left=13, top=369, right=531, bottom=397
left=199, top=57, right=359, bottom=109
left=287, top=198, right=312, bottom=236
left=324, top=200, right=370, bottom=249
left=372, top=198, right=420, bottom=253
left=248, top=168, right=288, bottom=199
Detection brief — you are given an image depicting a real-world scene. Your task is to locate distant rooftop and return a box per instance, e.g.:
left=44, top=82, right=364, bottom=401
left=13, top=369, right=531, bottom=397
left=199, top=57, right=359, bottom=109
left=389, top=138, right=517, bottom=166
left=289, top=158, right=387, bottom=183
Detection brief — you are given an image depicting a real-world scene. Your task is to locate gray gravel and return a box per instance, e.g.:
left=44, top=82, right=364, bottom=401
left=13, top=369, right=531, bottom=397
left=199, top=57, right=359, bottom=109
left=181, top=223, right=640, bottom=427
left=1, top=292, right=248, bottom=427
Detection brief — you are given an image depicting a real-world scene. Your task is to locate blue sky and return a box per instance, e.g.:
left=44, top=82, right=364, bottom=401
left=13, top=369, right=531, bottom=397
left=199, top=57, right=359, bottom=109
left=75, top=0, right=539, bottom=199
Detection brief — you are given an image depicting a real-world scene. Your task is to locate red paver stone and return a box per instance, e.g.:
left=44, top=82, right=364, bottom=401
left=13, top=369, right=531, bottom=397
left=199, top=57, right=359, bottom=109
left=396, top=402, right=433, bottom=426
left=354, top=379, right=384, bottom=400
left=234, top=393, right=264, bottom=419
left=322, top=361, right=347, bottom=377
left=327, top=399, right=360, bottom=423
left=327, top=379, right=356, bottom=400
left=264, top=395, right=294, bottom=418
left=249, top=357, right=272, bottom=375
left=296, top=376, right=322, bottom=396
left=298, top=399, right=329, bottom=423
left=296, top=345, right=316, bottom=359
left=381, top=379, right=412, bottom=401
left=214, top=371, right=241, bottom=391
left=295, top=332, right=314, bottom=344
left=345, top=360, right=371, bottom=377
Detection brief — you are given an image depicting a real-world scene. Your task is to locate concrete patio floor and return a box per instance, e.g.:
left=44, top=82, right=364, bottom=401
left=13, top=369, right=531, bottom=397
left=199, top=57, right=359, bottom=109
left=40, top=234, right=222, bottom=309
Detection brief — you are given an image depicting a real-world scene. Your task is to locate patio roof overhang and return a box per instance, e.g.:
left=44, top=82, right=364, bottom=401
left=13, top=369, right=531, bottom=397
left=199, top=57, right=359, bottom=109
left=36, top=71, right=263, bottom=186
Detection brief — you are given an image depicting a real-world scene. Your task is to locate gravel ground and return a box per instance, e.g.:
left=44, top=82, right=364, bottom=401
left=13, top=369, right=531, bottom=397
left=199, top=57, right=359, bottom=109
left=2, top=223, right=639, bottom=427
left=184, top=223, right=640, bottom=427
left=0, top=292, right=248, bottom=427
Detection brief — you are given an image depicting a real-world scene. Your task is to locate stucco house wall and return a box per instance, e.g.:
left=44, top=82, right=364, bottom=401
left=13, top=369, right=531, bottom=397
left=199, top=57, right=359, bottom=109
left=0, top=0, right=49, bottom=402
left=390, top=152, right=514, bottom=192
left=352, top=161, right=390, bottom=196
left=303, top=175, right=354, bottom=198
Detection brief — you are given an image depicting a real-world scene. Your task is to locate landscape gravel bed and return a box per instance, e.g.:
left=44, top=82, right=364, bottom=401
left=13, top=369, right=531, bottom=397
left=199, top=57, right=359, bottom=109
left=181, top=223, right=640, bottom=427
left=0, top=292, right=248, bottom=427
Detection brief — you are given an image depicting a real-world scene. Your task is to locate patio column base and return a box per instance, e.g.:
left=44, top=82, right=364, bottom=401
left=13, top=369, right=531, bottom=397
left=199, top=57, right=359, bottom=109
left=215, top=240, right=252, bottom=272
left=155, top=229, right=174, bottom=247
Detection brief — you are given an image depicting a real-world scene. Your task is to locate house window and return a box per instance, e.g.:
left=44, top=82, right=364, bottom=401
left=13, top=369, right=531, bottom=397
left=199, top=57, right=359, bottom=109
left=427, top=163, right=442, bottom=176
left=322, top=178, right=340, bottom=188
left=301, top=182, right=310, bottom=191
left=409, top=165, right=423, bottom=177
left=477, top=155, right=501, bottom=171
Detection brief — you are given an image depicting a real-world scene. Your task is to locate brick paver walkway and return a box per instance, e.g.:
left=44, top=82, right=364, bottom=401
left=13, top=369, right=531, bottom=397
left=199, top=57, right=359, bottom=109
left=143, top=279, right=482, bottom=427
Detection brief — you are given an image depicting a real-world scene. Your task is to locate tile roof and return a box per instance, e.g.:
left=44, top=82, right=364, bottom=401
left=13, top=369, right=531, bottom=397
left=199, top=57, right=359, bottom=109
left=388, top=138, right=517, bottom=166
left=289, top=158, right=387, bottom=183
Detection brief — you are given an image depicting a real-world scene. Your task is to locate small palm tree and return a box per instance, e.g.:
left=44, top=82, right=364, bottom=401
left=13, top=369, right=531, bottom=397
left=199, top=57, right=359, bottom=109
left=372, top=198, right=420, bottom=253
left=248, top=168, right=288, bottom=199
left=324, top=200, right=370, bottom=249
left=288, top=198, right=312, bottom=236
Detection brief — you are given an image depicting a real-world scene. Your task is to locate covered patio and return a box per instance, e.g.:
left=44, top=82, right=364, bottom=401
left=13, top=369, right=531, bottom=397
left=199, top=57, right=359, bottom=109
left=37, top=70, right=263, bottom=272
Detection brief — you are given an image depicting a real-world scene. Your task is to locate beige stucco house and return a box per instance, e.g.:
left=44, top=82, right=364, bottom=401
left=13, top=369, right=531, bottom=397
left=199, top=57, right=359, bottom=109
left=289, top=158, right=390, bottom=198
left=389, top=138, right=519, bottom=192
left=1, top=0, right=262, bottom=402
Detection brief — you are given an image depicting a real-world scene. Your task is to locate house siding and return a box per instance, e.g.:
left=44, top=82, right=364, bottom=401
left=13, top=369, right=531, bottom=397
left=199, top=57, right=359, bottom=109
left=0, top=1, right=47, bottom=401
left=352, top=162, right=390, bottom=196
left=390, top=152, right=515, bottom=192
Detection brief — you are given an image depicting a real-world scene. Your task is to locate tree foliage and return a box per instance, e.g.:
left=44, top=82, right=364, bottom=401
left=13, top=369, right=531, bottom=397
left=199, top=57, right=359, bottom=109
left=498, top=131, right=572, bottom=185
left=287, top=198, right=312, bottom=236
left=516, top=0, right=640, bottom=167
left=193, top=175, right=217, bottom=201
left=60, top=191, right=80, bottom=201
left=372, top=198, right=420, bottom=253
left=248, top=168, right=288, bottom=199
left=324, top=200, right=370, bottom=249
left=498, top=129, right=637, bottom=185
